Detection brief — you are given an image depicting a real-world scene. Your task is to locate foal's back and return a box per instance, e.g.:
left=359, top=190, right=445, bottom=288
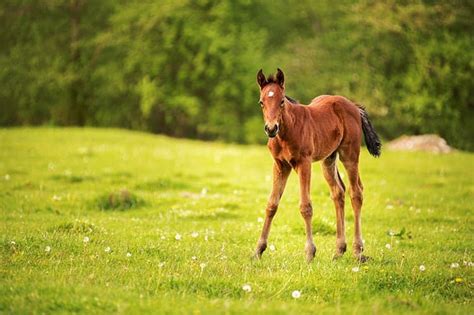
left=304, top=95, right=363, bottom=160
left=309, top=94, right=361, bottom=122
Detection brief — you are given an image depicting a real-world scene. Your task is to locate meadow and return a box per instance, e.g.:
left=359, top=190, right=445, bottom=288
left=1, top=128, right=472, bottom=314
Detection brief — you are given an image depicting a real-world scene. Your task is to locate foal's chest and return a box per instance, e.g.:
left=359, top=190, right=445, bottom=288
left=269, top=139, right=305, bottom=168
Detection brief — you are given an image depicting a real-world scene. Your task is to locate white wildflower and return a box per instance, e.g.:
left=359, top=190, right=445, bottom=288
left=191, top=256, right=197, bottom=260
left=199, top=263, right=207, bottom=270
left=257, top=217, right=264, bottom=223
left=104, top=246, right=111, bottom=253
left=450, top=262, right=460, bottom=269
left=385, top=243, right=391, bottom=250
left=419, top=265, right=426, bottom=272
left=83, top=236, right=90, bottom=243
left=175, top=233, right=182, bottom=241
left=291, top=290, right=301, bottom=299
left=45, top=246, right=51, bottom=253
left=158, top=262, right=165, bottom=268
left=269, top=244, right=276, bottom=251
left=52, top=195, right=62, bottom=201
left=242, top=284, right=252, bottom=293
left=351, top=266, right=360, bottom=272
left=191, top=232, right=199, bottom=238
left=126, top=252, right=132, bottom=257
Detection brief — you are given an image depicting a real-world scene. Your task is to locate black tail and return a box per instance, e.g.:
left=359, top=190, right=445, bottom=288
left=357, top=104, right=381, bottom=157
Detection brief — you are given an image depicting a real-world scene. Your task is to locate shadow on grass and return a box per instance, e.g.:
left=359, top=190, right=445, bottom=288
left=95, top=189, right=146, bottom=211
left=49, top=174, right=96, bottom=183
left=135, top=178, right=191, bottom=191
left=175, top=208, right=240, bottom=221
left=292, top=218, right=336, bottom=236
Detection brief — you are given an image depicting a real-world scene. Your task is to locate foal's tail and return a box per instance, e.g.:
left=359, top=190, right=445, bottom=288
left=357, top=104, right=382, bottom=157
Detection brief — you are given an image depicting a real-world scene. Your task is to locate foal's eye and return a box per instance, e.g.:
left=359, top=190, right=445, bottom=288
left=259, top=101, right=263, bottom=108
left=280, top=99, right=285, bottom=107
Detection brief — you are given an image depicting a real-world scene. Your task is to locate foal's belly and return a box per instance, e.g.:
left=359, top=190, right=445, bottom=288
left=311, top=136, right=341, bottom=161
left=277, top=140, right=337, bottom=166
left=270, top=123, right=342, bottom=166
left=311, top=149, right=335, bottom=162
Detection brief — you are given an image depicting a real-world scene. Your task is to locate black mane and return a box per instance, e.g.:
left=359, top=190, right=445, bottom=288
left=285, top=95, right=298, bottom=104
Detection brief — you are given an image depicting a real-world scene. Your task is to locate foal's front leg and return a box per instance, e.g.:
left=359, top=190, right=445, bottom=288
left=297, top=159, right=316, bottom=262
left=255, top=160, right=291, bottom=259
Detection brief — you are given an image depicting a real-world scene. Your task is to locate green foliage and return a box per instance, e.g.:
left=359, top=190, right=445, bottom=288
left=1, top=128, right=473, bottom=313
left=49, top=220, right=104, bottom=235
left=0, top=1, right=473, bottom=149
left=348, top=1, right=474, bottom=150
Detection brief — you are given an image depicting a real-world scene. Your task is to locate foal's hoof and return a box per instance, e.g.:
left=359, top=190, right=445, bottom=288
left=253, top=243, right=267, bottom=260
left=355, top=254, right=370, bottom=263
left=333, top=243, right=347, bottom=260
left=353, top=242, right=368, bottom=262
left=305, top=243, right=317, bottom=263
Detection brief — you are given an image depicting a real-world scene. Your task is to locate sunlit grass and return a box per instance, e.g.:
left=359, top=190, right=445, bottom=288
left=1, top=127, right=473, bottom=314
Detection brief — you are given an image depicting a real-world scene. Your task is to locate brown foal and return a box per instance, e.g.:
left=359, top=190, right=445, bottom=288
left=254, top=69, right=381, bottom=262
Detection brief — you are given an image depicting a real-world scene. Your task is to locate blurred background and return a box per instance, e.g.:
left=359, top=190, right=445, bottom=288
left=1, top=0, right=473, bottom=150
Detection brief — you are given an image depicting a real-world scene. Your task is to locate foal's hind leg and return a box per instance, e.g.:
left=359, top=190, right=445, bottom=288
left=341, top=158, right=368, bottom=262
left=321, top=153, right=347, bottom=259
left=255, top=160, right=291, bottom=259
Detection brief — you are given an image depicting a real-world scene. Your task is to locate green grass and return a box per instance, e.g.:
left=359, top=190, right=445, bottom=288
left=1, top=127, right=473, bottom=314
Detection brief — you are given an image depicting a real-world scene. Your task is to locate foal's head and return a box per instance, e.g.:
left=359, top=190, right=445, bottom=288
left=256, top=68, right=286, bottom=138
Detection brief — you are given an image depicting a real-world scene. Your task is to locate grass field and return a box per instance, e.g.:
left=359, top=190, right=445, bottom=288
left=1, top=128, right=473, bottom=314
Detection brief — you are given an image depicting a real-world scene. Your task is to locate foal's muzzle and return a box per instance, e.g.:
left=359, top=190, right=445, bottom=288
left=264, top=123, right=279, bottom=138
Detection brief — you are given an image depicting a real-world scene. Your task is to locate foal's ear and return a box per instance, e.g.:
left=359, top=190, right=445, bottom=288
left=257, top=69, right=267, bottom=89
left=276, top=68, right=285, bottom=88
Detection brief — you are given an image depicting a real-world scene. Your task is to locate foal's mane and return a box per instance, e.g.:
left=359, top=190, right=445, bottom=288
left=285, top=95, right=298, bottom=104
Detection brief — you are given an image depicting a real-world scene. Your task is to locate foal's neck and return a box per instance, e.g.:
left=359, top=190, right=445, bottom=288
left=278, top=101, right=297, bottom=141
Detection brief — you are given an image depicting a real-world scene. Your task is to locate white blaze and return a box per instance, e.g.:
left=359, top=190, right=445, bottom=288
left=268, top=91, right=274, bottom=97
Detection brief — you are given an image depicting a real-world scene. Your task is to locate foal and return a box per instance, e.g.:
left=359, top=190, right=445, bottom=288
left=254, top=69, right=381, bottom=262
